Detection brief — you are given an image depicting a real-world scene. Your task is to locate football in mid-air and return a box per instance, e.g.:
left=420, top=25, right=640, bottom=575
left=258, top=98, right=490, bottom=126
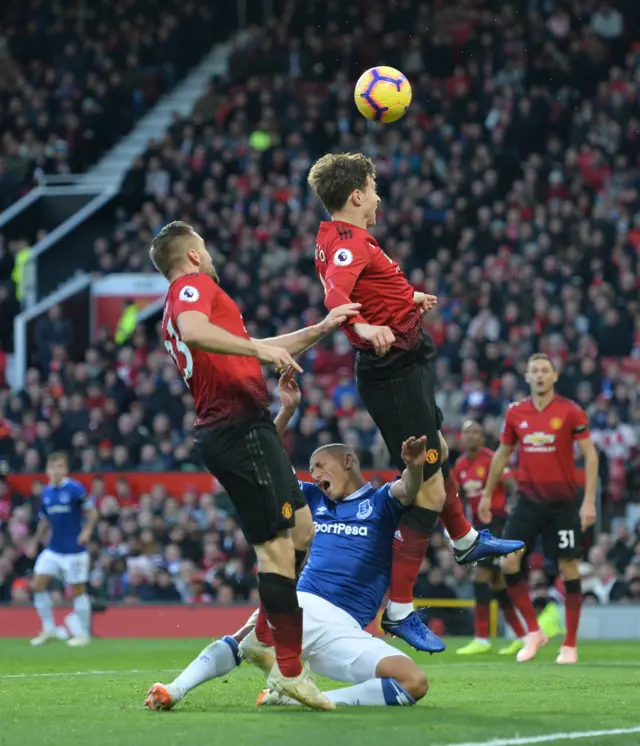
left=354, top=66, right=412, bottom=123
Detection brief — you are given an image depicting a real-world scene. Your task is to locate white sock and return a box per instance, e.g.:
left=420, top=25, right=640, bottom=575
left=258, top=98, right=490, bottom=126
left=386, top=601, right=415, bottom=621
left=73, top=594, right=91, bottom=637
left=64, top=612, right=84, bottom=638
left=168, top=638, right=239, bottom=701
left=452, top=528, right=478, bottom=551
left=475, top=637, right=490, bottom=645
left=34, top=591, right=55, bottom=633
left=325, top=678, right=415, bottom=706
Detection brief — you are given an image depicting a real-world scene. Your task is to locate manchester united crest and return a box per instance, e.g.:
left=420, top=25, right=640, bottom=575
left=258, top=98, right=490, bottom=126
left=425, top=449, right=439, bottom=464
left=282, top=502, right=293, bottom=519
left=550, top=417, right=563, bottom=431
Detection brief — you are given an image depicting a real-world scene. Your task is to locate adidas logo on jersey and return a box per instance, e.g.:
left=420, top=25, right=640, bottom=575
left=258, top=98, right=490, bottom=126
left=314, top=522, right=369, bottom=537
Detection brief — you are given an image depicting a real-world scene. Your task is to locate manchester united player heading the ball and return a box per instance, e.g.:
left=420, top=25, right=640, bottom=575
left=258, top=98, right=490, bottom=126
left=307, top=153, right=523, bottom=651
left=150, top=220, right=359, bottom=709
left=480, top=353, right=599, bottom=664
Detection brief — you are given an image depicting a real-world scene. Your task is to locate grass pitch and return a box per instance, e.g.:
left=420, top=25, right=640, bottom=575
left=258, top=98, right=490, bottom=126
left=0, top=638, right=638, bottom=746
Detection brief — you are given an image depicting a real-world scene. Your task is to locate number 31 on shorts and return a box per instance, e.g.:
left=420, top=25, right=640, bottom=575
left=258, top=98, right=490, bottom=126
left=557, top=529, right=575, bottom=549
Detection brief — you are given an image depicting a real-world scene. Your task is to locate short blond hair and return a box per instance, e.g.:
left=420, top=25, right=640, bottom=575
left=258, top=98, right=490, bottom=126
left=307, top=153, right=376, bottom=214
left=527, top=353, right=556, bottom=371
left=149, top=221, right=197, bottom=278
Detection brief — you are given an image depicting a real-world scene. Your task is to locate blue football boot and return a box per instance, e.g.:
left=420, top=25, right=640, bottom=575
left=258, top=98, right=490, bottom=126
left=381, top=609, right=446, bottom=653
left=454, top=529, right=524, bottom=565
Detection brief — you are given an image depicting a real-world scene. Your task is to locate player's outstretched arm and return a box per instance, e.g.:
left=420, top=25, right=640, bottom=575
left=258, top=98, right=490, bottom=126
left=178, top=311, right=302, bottom=372
left=479, top=444, right=514, bottom=523
left=577, top=437, right=599, bottom=531
left=274, top=369, right=301, bottom=439
left=390, top=436, right=428, bottom=505
left=256, top=303, right=361, bottom=356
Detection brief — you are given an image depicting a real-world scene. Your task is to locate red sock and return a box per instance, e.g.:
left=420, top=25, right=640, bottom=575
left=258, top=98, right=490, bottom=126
left=268, top=609, right=303, bottom=677
left=495, top=588, right=526, bottom=638
left=474, top=602, right=490, bottom=639
left=439, top=474, right=472, bottom=540
left=390, top=518, right=433, bottom=603
left=504, top=573, right=539, bottom=633
left=255, top=604, right=273, bottom=646
left=563, top=580, right=582, bottom=648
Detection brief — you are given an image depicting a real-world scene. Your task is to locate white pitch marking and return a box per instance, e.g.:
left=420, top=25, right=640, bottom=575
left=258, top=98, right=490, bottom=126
left=0, top=668, right=181, bottom=680
left=440, top=726, right=640, bottom=746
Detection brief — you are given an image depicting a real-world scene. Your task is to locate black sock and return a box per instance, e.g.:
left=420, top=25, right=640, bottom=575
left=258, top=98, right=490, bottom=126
left=399, top=504, right=439, bottom=535
left=257, top=572, right=299, bottom=613
left=504, top=571, right=524, bottom=587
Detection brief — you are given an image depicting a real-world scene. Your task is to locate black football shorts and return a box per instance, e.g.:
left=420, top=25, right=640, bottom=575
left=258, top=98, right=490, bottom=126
left=356, top=340, right=442, bottom=480
left=503, top=495, right=582, bottom=559
left=195, top=418, right=305, bottom=545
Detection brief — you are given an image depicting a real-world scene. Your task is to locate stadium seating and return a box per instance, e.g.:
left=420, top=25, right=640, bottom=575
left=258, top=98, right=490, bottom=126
left=0, top=0, right=639, bottom=607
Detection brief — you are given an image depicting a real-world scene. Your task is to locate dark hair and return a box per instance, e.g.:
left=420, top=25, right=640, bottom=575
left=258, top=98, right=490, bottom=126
left=527, top=353, right=556, bottom=371
left=307, top=153, right=376, bottom=214
left=149, top=221, right=196, bottom=278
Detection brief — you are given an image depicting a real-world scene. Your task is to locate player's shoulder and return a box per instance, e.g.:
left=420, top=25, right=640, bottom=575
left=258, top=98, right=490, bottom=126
left=322, top=222, right=371, bottom=257
left=453, top=453, right=468, bottom=469
left=64, top=477, right=87, bottom=494
left=554, top=395, right=585, bottom=414
left=168, top=273, right=217, bottom=304
left=506, top=397, right=532, bottom=415
left=480, top=446, right=496, bottom=459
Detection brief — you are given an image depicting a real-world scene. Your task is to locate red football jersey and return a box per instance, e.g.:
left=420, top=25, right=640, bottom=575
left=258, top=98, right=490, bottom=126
left=501, top=395, right=590, bottom=503
left=314, top=221, right=422, bottom=351
left=162, top=273, right=269, bottom=427
left=453, top=447, right=510, bottom=521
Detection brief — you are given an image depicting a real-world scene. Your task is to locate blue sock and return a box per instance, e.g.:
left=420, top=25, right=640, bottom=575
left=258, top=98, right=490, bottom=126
left=381, top=677, right=416, bottom=706
left=222, top=635, right=242, bottom=667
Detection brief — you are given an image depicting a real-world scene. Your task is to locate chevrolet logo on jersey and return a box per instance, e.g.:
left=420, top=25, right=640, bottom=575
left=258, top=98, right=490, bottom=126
left=462, top=479, right=484, bottom=496
left=314, top=522, right=369, bottom=536
left=522, top=432, right=556, bottom=451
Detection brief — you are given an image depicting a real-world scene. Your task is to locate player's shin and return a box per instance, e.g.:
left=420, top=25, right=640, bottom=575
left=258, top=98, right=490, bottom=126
left=388, top=505, right=439, bottom=620
left=167, top=637, right=241, bottom=701
left=473, top=582, right=491, bottom=641
left=34, top=591, right=55, bottom=633
left=504, top=571, right=540, bottom=633
left=325, top=678, right=417, bottom=707
left=257, top=572, right=303, bottom=677
left=494, top=587, right=526, bottom=639
left=73, top=593, right=91, bottom=637
left=439, top=464, right=477, bottom=548
left=562, top=578, right=582, bottom=649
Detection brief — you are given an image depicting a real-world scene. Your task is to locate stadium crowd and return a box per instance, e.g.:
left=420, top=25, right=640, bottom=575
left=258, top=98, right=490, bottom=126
left=1, top=0, right=639, bottom=615
left=0, top=0, right=236, bottom=209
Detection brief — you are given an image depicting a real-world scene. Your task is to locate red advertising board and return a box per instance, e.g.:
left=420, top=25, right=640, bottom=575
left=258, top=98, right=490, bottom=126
left=6, top=468, right=585, bottom=499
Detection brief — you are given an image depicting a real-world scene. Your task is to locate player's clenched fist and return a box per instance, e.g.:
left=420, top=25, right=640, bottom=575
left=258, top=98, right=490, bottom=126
left=401, top=435, right=428, bottom=467
left=352, top=322, right=396, bottom=356
left=254, top=343, right=303, bottom=373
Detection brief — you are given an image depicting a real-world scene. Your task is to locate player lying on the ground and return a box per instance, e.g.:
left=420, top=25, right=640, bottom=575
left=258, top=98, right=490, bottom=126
left=145, top=374, right=439, bottom=710
left=453, top=421, right=527, bottom=657
left=480, top=353, right=599, bottom=665
left=30, top=451, right=99, bottom=648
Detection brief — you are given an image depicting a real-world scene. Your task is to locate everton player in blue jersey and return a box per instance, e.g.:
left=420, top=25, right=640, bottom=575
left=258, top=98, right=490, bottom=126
left=146, top=371, right=444, bottom=710
left=30, top=452, right=99, bottom=647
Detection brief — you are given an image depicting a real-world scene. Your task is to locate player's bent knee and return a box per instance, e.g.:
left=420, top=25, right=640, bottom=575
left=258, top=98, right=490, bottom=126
left=254, top=532, right=296, bottom=578
left=500, top=553, right=521, bottom=574
left=32, top=574, right=51, bottom=593
left=558, top=557, right=580, bottom=579
left=416, top=471, right=445, bottom=511
left=474, top=567, right=493, bottom=584
left=376, top=656, right=428, bottom=702
left=69, top=583, right=86, bottom=597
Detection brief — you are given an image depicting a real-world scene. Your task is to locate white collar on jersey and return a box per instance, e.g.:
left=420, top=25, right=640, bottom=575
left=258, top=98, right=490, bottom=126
left=341, top=482, right=373, bottom=502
